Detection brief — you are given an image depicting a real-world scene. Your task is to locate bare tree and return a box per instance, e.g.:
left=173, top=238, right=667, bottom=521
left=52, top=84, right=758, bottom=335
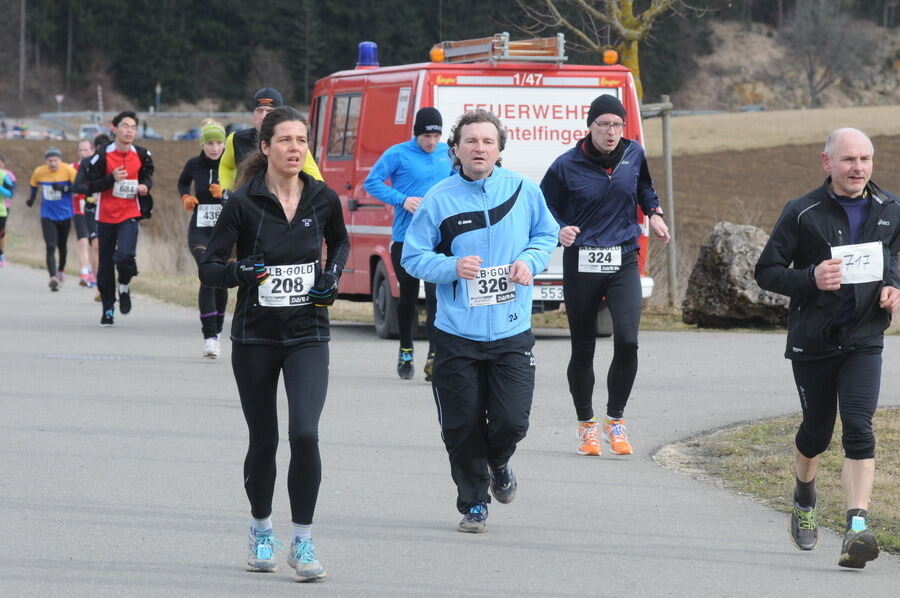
left=247, top=47, right=294, bottom=103
left=779, top=0, right=878, bottom=108
left=514, top=0, right=689, bottom=100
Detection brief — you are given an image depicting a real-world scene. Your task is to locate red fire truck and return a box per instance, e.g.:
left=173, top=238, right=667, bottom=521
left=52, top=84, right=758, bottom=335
left=309, top=33, right=652, bottom=338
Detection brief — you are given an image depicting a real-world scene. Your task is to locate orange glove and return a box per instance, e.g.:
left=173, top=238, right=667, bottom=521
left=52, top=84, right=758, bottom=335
left=209, top=183, right=223, bottom=199
left=182, top=194, right=199, bottom=211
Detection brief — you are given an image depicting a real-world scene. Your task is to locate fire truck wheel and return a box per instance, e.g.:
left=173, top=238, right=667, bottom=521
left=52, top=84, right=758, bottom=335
left=373, top=260, right=399, bottom=339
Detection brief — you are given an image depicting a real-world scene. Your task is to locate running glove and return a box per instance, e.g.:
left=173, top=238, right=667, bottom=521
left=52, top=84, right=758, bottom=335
left=231, top=254, right=270, bottom=287
left=209, top=183, right=223, bottom=199
left=182, top=194, right=199, bottom=211
left=26, top=197, right=35, bottom=207
left=308, top=273, right=339, bottom=307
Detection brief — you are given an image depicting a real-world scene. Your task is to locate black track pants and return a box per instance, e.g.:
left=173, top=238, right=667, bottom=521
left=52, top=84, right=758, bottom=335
left=190, top=228, right=227, bottom=338
left=231, top=341, right=329, bottom=525
left=41, top=217, right=70, bottom=277
left=563, top=248, right=642, bottom=421
left=391, top=241, right=436, bottom=352
left=792, top=347, right=881, bottom=460
left=96, top=219, right=139, bottom=311
left=431, top=328, right=535, bottom=513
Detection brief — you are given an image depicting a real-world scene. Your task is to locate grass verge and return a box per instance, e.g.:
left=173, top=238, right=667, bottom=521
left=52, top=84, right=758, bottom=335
left=655, top=407, right=900, bottom=556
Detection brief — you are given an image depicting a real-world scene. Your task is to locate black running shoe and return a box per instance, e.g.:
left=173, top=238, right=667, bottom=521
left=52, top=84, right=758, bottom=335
left=839, top=528, right=879, bottom=568
left=119, top=289, right=132, bottom=314
left=790, top=503, right=818, bottom=551
left=489, top=464, right=517, bottom=504
left=397, top=349, right=413, bottom=380
left=458, top=502, right=488, bottom=533
left=100, top=309, right=114, bottom=327
left=424, top=352, right=435, bottom=381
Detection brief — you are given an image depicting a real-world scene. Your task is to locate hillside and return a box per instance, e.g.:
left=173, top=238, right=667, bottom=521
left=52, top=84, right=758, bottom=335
left=671, top=21, right=900, bottom=111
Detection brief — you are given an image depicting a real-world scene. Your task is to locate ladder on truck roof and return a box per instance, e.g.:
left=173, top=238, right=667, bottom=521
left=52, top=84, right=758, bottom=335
left=430, top=32, right=567, bottom=64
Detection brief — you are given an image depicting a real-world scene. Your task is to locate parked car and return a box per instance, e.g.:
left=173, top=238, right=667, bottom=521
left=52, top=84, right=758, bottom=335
left=78, top=124, right=102, bottom=140
left=174, top=128, right=200, bottom=141
left=139, top=125, right=164, bottom=140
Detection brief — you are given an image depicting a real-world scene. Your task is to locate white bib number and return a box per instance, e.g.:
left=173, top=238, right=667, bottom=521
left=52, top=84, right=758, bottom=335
left=831, top=241, right=883, bottom=284
left=578, top=246, right=621, bottom=273
left=467, top=264, right=517, bottom=307
left=113, top=179, right=138, bottom=199
left=257, top=263, right=316, bottom=307
left=196, top=204, right=222, bottom=227
left=42, top=186, right=62, bottom=201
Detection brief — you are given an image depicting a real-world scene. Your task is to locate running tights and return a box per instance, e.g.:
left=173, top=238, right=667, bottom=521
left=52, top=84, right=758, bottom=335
left=792, top=347, right=881, bottom=460
left=41, top=217, right=70, bottom=277
left=231, top=342, right=329, bottom=525
left=190, top=240, right=227, bottom=339
left=391, top=241, right=436, bottom=351
left=563, top=248, right=642, bottom=421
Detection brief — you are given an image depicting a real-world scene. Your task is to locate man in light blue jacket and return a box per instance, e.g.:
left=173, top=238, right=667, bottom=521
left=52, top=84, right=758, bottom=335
left=402, top=109, right=559, bottom=533
left=364, top=107, right=454, bottom=380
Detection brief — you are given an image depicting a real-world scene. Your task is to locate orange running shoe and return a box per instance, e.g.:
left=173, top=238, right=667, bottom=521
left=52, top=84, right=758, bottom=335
left=603, top=417, right=633, bottom=455
left=576, top=420, right=601, bottom=456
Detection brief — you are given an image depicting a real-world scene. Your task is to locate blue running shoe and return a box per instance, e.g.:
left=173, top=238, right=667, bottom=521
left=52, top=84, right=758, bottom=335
left=288, top=539, right=326, bottom=582
left=397, top=348, right=414, bottom=380
left=458, top=502, right=488, bottom=533
left=246, top=529, right=282, bottom=572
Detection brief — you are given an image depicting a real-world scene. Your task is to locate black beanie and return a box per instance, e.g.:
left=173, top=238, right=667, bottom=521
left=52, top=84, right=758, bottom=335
left=586, top=95, right=626, bottom=127
left=414, top=107, right=442, bottom=136
left=251, top=88, right=284, bottom=110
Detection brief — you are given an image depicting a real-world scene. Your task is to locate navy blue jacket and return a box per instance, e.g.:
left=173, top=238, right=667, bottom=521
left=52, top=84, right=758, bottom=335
left=540, top=137, right=660, bottom=251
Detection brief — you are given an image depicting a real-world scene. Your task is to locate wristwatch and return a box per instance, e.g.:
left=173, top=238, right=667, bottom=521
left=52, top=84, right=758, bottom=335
left=647, top=208, right=664, bottom=219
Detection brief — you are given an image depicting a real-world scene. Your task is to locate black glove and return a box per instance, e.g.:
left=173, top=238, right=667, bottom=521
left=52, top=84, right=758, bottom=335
left=308, top=273, right=338, bottom=307
left=26, top=197, right=35, bottom=207
left=51, top=182, right=70, bottom=192
left=231, top=254, right=270, bottom=287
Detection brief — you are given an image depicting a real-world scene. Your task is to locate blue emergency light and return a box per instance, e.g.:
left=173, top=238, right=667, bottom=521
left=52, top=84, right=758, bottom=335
left=357, top=42, right=379, bottom=67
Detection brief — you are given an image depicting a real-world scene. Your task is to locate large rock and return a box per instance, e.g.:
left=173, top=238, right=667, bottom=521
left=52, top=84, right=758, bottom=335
left=682, top=221, right=788, bottom=327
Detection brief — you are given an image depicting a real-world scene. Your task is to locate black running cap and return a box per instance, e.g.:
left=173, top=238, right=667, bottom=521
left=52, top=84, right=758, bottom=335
left=251, top=88, right=284, bottom=110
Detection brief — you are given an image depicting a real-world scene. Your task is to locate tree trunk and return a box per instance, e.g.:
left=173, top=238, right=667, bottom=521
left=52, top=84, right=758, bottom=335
left=19, top=0, right=26, bottom=101
left=65, top=5, right=73, bottom=93
left=618, top=38, right=643, bottom=102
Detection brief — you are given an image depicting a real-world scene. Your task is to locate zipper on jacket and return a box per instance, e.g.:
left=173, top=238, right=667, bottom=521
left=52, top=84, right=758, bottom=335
left=480, top=178, right=494, bottom=342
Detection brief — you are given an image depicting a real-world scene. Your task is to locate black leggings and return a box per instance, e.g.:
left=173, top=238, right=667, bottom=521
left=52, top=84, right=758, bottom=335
left=41, top=218, right=70, bottom=277
left=231, top=342, right=329, bottom=525
left=563, top=247, right=642, bottom=421
left=792, top=347, right=881, bottom=460
left=391, top=241, right=436, bottom=351
left=189, top=228, right=227, bottom=339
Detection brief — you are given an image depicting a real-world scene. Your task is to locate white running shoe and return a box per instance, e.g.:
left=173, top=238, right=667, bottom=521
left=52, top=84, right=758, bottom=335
left=202, top=336, right=220, bottom=359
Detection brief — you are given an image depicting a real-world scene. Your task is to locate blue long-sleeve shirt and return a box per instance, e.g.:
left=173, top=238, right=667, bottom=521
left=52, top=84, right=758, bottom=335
left=401, top=166, right=559, bottom=342
left=363, top=138, right=454, bottom=242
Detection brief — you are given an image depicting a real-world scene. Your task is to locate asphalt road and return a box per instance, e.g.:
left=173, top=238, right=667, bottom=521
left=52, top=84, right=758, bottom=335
left=1, top=262, right=898, bottom=597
